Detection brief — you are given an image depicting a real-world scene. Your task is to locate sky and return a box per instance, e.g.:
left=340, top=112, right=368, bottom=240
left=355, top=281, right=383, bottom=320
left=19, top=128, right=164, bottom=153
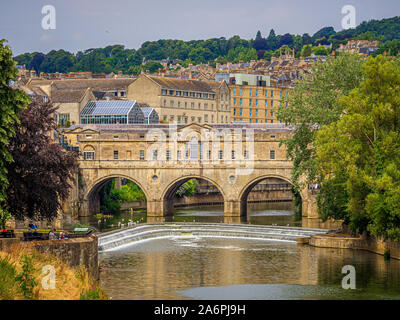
left=1, top=0, right=399, bottom=55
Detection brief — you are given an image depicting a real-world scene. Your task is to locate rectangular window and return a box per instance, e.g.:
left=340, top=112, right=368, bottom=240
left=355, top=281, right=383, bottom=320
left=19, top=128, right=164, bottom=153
left=166, top=150, right=171, bottom=161
left=177, top=150, right=182, bottom=160
left=249, top=109, right=252, bottom=116
left=255, top=99, right=258, bottom=107
left=244, top=150, right=249, bottom=160
left=249, top=99, right=252, bottom=106
left=240, top=98, right=243, bottom=106
left=255, top=109, right=258, bottom=116
left=240, top=88, right=243, bottom=96
left=231, top=150, right=235, bottom=160
left=233, top=88, right=236, bottom=96
left=255, top=89, right=258, bottom=96
left=265, top=100, right=268, bottom=107
left=271, top=91, right=274, bottom=98
left=140, top=150, right=144, bottom=160
left=233, top=98, right=237, bottom=106
left=153, top=150, right=158, bottom=161
left=249, top=88, right=252, bottom=96
left=233, top=108, right=236, bottom=116
left=271, top=100, right=274, bottom=107
left=240, top=108, right=243, bottom=116
left=270, top=150, right=276, bottom=160
left=218, top=150, right=223, bottom=160
left=265, top=90, right=268, bottom=97
left=83, top=151, right=94, bottom=160
left=113, top=150, right=118, bottom=160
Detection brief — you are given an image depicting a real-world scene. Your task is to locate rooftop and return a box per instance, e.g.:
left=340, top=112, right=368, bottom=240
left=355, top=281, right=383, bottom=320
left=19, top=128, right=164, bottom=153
left=81, top=100, right=138, bottom=116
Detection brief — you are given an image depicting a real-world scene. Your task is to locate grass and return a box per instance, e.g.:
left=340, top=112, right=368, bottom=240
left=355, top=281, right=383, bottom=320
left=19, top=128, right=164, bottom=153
left=0, top=244, right=107, bottom=300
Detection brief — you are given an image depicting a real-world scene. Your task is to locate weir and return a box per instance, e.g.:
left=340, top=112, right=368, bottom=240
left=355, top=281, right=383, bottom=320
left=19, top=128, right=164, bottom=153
left=98, top=223, right=330, bottom=252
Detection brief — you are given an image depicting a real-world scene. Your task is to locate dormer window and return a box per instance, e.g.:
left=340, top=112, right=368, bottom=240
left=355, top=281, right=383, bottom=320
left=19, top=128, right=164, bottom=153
left=162, top=89, right=167, bottom=95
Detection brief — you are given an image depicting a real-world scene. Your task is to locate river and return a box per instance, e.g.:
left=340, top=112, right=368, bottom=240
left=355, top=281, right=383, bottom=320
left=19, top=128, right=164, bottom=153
left=93, top=202, right=400, bottom=300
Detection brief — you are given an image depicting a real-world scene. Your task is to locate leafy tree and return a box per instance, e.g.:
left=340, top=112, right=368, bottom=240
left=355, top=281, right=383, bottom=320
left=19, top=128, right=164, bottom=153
left=5, top=97, right=78, bottom=221
left=300, top=45, right=312, bottom=57
left=312, top=27, right=336, bottom=44
left=279, top=33, right=294, bottom=48
left=277, top=54, right=365, bottom=190
left=263, top=51, right=273, bottom=61
left=315, top=56, right=400, bottom=239
left=266, top=29, right=278, bottom=51
left=29, top=53, right=45, bottom=75
left=312, top=45, right=329, bottom=56
left=142, top=61, right=163, bottom=73
left=0, top=40, right=30, bottom=205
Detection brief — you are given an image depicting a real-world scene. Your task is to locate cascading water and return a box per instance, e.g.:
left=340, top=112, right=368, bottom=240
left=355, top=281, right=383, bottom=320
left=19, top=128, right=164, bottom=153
left=98, top=223, right=330, bottom=252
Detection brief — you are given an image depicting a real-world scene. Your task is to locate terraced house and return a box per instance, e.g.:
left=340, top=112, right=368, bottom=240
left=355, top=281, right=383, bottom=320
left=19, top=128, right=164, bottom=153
left=127, top=74, right=230, bottom=124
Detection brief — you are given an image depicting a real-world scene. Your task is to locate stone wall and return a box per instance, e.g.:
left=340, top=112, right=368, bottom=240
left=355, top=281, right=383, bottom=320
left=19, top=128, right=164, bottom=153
left=0, top=235, right=99, bottom=279
left=310, top=234, right=400, bottom=260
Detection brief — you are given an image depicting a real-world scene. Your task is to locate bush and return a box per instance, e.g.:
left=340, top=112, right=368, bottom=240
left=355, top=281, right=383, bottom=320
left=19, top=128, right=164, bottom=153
left=15, top=254, right=37, bottom=299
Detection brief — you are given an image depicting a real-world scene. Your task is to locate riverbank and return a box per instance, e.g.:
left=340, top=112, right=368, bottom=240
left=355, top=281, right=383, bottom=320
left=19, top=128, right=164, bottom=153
left=310, top=233, right=400, bottom=260
left=0, top=243, right=106, bottom=300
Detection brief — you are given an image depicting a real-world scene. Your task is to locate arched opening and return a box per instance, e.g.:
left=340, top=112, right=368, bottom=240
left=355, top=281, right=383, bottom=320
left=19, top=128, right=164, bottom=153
left=240, top=176, right=300, bottom=226
left=162, top=177, right=225, bottom=222
left=83, top=176, right=148, bottom=230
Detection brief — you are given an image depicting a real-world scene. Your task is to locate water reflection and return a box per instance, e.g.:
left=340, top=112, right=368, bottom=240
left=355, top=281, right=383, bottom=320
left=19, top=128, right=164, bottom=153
left=99, top=237, right=400, bottom=300
left=75, top=201, right=340, bottom=231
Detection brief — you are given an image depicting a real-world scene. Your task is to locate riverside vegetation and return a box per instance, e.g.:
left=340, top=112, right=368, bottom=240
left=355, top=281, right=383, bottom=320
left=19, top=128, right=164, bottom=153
left=0, top=244, right=106, bottom=300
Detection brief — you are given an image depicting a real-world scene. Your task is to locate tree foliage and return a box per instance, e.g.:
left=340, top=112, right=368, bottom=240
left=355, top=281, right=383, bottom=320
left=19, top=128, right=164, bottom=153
left=5, top=97, right=78, bottom=221
left=14, top=16, right=400, bottom=75
left=0, top=40, right=30, bottom=205
left=315, top=56, right=400, bottom=239
left=277, top=54, right=365, bottom=189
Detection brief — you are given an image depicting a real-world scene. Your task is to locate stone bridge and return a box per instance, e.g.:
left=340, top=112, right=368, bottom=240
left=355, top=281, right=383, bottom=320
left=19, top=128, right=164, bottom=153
left=63, top=123, right=318, bottom=218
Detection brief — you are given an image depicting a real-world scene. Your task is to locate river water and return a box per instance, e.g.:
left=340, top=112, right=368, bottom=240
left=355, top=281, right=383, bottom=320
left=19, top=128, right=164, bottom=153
left=95, top=202, right=400, bottom=300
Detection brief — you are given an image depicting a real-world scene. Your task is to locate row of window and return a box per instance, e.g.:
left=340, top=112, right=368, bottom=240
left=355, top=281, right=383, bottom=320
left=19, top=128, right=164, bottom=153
left=233, top=108, right=275, bottom=117
left=162, top=99, right=229, bottom=112
left=233, top=119, right=280, bottom=123
left=233, top=98, right=288, bottom=108
left=162, top=114, right=229, bottom=124
left=83, top=149, right=277, bottom=161
left=233, top=87, right=287, bottom=98
left=161, top=89, right=216, bottom=100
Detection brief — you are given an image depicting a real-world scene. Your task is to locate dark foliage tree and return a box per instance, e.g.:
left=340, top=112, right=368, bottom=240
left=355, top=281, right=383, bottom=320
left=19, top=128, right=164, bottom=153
left=29, top=53, right=45, bottom=75
left=312, top=27, right=336, bottom=43
left=5, top=97, right=78, bottom=221
left=252, top=31, right=268, bottom=52
left=302, top=33, right=313, bottom=45
left=279, top=33, right=294, bottom=47
left=0, top=40, right=30, bottom=205
left=266, top=29, right=278, bottom=51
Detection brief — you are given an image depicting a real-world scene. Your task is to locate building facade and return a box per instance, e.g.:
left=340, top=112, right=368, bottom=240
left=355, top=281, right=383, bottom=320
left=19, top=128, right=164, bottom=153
left=127, top=74, right=230, bottom=124
left=229, top=76, right=290, bottom=123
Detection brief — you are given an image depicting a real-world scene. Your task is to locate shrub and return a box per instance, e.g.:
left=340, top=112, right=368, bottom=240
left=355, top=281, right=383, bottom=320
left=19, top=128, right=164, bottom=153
left=15, top=254, right=37, bottom=299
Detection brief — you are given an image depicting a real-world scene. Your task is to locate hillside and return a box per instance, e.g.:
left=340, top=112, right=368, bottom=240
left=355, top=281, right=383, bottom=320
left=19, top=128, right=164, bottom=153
left=13, top=16, right=400, bottom=76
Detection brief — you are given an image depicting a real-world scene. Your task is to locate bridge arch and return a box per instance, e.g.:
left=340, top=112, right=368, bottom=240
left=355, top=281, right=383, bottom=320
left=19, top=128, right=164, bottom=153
left=83, top=174, right=149, bottom=216
left=160, top=174, right=227, bottom=216
left=237, top=174, right=296, bottom=217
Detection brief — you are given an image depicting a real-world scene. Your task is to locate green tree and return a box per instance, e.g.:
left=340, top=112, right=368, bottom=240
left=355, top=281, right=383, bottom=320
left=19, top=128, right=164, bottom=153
left=300, top=45, right=312, bottom=57
left=277, top=54, right=365, bottom=190
left=312, top=45, right=329, bottom=56
left=0, top=40, right=30, bottom=205
left=315, top=55, right=400, bottom=239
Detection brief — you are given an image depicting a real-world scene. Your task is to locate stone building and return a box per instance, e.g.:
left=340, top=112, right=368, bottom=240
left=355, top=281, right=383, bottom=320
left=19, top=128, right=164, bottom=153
left=126, top=74, right=230, bottom=124
left=228, top=73, right=290, bottom=123
left=24, top=78, right=136, bottom=126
